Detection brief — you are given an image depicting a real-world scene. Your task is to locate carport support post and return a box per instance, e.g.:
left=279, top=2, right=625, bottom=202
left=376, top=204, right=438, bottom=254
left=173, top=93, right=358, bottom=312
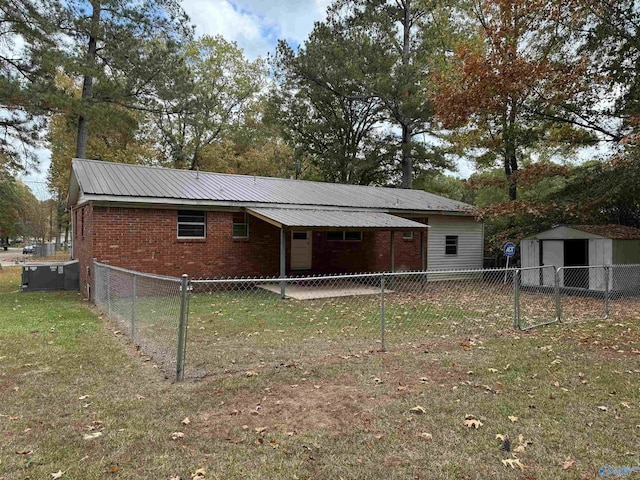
left=176, top=274, right=189, bottom=382
left=280, top=228, right=286, bottom=299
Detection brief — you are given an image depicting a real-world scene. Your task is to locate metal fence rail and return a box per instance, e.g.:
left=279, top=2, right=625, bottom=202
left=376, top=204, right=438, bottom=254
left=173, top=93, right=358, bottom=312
left=91, top=263, right=640, bottom=381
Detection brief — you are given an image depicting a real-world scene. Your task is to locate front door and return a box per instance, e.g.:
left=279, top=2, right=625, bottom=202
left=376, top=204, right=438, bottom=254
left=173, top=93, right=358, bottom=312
left=291, top=231, right=312, bottom=270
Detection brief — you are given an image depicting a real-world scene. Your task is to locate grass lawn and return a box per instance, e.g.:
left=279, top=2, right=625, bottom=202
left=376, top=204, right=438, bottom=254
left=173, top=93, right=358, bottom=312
left=1, top=265, right=639, bottom=479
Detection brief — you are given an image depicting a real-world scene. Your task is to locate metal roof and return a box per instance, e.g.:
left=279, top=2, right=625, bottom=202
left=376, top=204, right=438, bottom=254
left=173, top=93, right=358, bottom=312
left=69, top=158, right=473, bottom=214
left=524, top=224, right=640, bottom=240
left=247, top=208, right=429, bottom=229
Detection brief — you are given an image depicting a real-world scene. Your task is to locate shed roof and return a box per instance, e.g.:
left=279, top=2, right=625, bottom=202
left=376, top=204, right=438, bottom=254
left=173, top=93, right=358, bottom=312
left=247, top=208, right=429, bottom=230
left=69, top=159, right=473, bottom=214
left=571, top=224, right=640, bottom=240
left=524, top=224, right=640, bottom=240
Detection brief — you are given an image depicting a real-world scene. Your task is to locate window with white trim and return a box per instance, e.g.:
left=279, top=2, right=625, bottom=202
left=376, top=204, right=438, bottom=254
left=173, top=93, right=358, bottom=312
left=445, top=235, right=458, bottom=255
left=177, top=210, right=206, bottom=238
left=327, top=231, right=362, bottom=241
left=402, top=231, right=414, bottom=240
left=232, top=212, right=249, bottom=238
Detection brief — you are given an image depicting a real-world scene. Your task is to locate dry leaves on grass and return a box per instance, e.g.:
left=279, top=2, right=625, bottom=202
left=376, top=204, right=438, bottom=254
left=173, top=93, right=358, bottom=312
left=171, top=432, right=185, bottom=440
left=410, top=406, right=427, bottom=415
left=51, top=471, right=64, bottom=479
left=463, top=415, right=483, bottom=429
left=181, top=417, right=191, bottom=425
left=83, top=432, right=102, bottom=440
left=502, top=458, right=525, bottom=470
left=562, top=457, right=576, bottom=469
left=508, top=415, right=518, bottom=422
left=191, top=468, right=206, bottom=479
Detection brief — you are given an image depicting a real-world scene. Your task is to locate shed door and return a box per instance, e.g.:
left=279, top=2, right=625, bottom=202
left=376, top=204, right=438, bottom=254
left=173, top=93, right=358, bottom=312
left=541, top=240, right=563, bottom=286
left=291, top=231, right=312, bottom=270
left=564, top=239, right=589, bottom=289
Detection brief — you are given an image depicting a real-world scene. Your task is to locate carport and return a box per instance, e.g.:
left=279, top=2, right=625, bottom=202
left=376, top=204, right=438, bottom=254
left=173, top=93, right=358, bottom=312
left=246, top=207, right=429, bottom=295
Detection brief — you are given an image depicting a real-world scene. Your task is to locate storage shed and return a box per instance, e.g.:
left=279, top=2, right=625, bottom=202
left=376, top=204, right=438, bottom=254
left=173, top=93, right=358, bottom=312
left=521, top=225, right=640, bottom=291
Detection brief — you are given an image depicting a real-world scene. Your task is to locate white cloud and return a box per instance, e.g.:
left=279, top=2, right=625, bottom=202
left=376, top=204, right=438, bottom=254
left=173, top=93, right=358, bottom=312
left=182, top=0, right=329, bottom=58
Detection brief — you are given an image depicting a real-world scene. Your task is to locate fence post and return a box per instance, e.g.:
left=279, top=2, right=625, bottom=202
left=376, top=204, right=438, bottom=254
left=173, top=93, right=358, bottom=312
left=131, top=273, right=137, bottom=342
left=176, top=274, right=189, bottom=382
left=554, top=268, right=562, bottom=323
left=380, top=273, right=386, bottom=352
left=603, top=265, right=610, bottom=320
left=106, top=266, right=111, bottom=316
left=92, top=259, right=97, bottom=305
left=513, top=269, right=520, bottom=329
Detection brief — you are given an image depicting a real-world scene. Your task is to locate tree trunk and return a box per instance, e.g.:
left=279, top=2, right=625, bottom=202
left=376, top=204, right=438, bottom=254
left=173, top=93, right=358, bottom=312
left=399, top=0, right=413, bottom=189
left=75, top=0, right=101, bottom=159
left=401, top=123, right=413, bottom=189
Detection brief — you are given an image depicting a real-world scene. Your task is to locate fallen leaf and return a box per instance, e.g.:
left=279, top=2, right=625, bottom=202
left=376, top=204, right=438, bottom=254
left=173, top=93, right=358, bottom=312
left=254, top=427, right=268, bottom=434
left=373, top=377, right=383, bottom=384
left=488, top=368, right=498, bottom=373
left=78, top=395, right=89, bottom=400
left=502, top=458, right=525, bottom=470
left=170, top=432, right=184, bottom=440
left=397, top=385, right=408, bottom=391
left=597, top=406, right=608, bottom=412
left=191, top=467, right=206, bottom=479
left=508, top=416, right=518, bottom=423
left=496, top=434, right=506, bottom=441
left=51, top=471, right=64, bottom=479
left=245, top=371, right=258, bottom=377
left=562, top=458, right=576, bottom=470
left=181, top=417, right=191, bottom=425
left=463, top=415, right=483, bottom=429
left=83, top=432, right=103, bottom=440
left=410, top=406, right=426, bottom=415
left=513, top=445, right=526, bottom=453
left=419, top=432, right=433, bottom=441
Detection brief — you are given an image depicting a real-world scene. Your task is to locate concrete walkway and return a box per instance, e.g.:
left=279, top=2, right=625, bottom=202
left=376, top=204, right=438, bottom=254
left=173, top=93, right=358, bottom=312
left=259, top=280, right=389, bottom=300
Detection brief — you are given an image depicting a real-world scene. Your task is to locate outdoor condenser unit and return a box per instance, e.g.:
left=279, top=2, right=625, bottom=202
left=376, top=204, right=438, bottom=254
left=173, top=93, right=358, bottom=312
left=21, top=260, right=80, bottom=292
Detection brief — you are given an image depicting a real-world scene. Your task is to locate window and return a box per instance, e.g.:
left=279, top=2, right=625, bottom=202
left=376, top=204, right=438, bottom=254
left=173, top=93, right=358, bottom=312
left=402, top=231, right=414, bottom=240
left=232, top=212, right=249, bottom=238
left=445, top=235, right=458, bottom=255
left=177, top=210, right=206, bottom=238
left=327, top=231, right=362, bottom=241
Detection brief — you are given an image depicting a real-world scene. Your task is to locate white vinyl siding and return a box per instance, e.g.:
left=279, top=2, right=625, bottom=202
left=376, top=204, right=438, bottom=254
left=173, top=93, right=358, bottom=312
left=427, top=216, right=483, bottom=270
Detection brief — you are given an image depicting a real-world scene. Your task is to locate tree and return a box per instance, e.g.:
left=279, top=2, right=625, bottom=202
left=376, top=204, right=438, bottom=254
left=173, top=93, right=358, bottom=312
left=197, top=100, right=297, bottom=179
left=272, top=23, right=391, bottom=185
left=60, top=0, right=192, bottom=159
left=0, top=0, right=60, bottom=171
left=434, top=0, right=596, bottom=201
left=324, top=0, right=461, bottom=187
left=150, top=35, right=265, bottom=170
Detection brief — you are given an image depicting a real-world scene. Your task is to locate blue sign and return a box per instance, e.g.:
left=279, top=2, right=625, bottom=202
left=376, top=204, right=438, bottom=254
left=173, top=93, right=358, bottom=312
left=504, top=242, right=516, bottom=257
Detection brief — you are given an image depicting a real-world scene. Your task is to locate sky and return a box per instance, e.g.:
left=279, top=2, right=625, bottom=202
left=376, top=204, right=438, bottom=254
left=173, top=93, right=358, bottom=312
left=20, top=0, right=332, bottom=199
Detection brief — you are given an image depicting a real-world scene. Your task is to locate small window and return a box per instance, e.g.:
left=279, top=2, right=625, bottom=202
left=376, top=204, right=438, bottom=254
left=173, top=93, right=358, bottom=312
left=292, top=231, right=307, bottom=240
left=403, top=231, right=414, bottom=240
left=445, top=235, right=458, bottom=255
left=327, top=231, right=362, bottom=241
left=344, top=231, right=362, bottom=241
left=177, top=210, right=206, bottom=238
left=232, top=212, right=249, bottom=238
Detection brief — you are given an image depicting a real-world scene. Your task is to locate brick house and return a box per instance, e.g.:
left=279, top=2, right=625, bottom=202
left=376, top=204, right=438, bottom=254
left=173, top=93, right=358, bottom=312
left=68, top=159, right=483, bottom=298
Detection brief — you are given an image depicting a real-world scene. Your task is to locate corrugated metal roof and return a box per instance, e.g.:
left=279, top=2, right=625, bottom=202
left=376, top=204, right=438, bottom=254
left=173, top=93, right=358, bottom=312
left=248, top=208, right=429, bottom=229
left=70, top=158, right=473, bottom=214
left=572, top=224, right=640, bottom=240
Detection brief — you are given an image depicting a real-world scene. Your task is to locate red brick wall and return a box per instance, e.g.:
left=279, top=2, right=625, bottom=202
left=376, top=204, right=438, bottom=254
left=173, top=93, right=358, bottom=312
left=88, top=206, right=281, bottom=279
left=73, top=204, right=429, bottom=293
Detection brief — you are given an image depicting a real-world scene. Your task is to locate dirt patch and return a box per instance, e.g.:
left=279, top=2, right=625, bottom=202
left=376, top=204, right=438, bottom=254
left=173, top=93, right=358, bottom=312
left=195, top=381, right=379, bottom=438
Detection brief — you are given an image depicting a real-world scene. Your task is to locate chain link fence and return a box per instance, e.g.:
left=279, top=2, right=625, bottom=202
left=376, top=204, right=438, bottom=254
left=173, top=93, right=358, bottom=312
left=91, top=263, right=640, bottom=381
left=93, top=262, right=188, bottom=380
